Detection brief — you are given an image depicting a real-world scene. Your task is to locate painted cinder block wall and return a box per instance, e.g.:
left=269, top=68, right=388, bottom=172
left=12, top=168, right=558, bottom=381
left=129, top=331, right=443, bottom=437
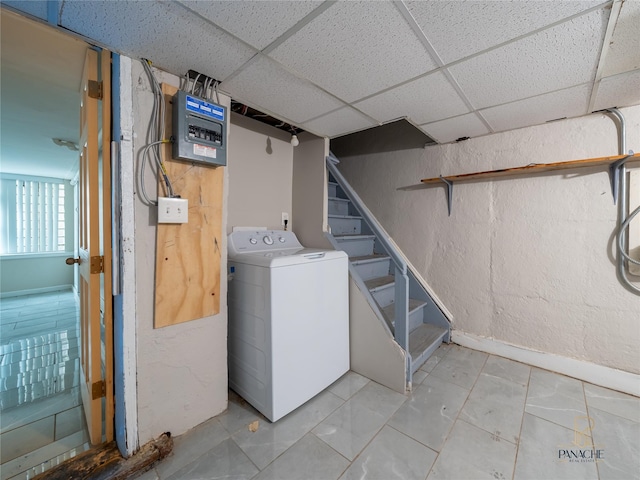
left=336, top=105, right=640, bottom=376
left=130, top=61, right=230, bottom=444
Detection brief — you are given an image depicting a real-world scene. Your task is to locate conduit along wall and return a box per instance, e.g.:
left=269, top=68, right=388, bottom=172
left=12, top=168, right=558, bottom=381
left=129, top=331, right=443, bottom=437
left=604, top=109, right=640, bottom=295
left=630, top=172, right=640, bottom=276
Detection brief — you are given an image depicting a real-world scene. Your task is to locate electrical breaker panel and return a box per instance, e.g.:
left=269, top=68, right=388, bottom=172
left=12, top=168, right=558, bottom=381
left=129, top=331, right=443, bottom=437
left=172, top=90, right=227, bottom=167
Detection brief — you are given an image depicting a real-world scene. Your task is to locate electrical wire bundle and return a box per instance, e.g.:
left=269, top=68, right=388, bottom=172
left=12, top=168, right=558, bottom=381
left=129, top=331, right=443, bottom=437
left=182, top=71, right=220, bottom=104
left=139, top=58, right=175, bottom=205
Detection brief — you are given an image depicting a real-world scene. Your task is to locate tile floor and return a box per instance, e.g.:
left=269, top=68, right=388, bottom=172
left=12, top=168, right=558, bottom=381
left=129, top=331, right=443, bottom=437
left=0, top=290, right=90, bottom=480
left=136, top=344, right=639, bottom=480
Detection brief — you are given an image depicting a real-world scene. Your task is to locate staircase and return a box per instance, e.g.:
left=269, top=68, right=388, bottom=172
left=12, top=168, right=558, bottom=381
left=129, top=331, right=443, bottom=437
left=325, top=154, right=450, bottom=389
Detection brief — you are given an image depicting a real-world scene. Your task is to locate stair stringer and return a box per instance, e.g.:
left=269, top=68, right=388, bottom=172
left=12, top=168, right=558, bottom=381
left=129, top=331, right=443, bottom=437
left=385, top=237, right=454, bottom=331
left=347, top=275, right=408, bottom=394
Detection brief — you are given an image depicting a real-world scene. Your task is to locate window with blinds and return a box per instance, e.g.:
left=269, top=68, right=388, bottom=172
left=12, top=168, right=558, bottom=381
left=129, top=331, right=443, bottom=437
left=0, top=176, right=66, bottom=254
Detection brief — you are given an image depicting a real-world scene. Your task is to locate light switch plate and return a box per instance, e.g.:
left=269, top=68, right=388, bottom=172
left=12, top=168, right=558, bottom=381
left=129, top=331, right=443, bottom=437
left=158, top=197, right=188, bottom=224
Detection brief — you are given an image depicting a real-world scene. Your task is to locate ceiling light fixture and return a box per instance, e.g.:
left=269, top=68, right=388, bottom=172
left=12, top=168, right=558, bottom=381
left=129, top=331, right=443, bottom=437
left=290, top=134, right=299, bottom=147
left=52, top=138, right=79, bottom=151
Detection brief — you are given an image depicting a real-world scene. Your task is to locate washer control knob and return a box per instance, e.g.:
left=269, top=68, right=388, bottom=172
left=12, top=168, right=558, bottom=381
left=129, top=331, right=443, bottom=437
left=249, top=238, right=258, bottom=245
left=263, top=235, right=274, bottom=245
left=278, top=237, right=286, bottom=243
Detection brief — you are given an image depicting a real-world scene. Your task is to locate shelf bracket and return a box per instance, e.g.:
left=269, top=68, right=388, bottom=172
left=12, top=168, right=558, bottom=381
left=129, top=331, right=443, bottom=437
left=440, top=176, right=454, bottom=216
left=609, top=162, right=621, bottom=205
left=608, top=151, right=635, bottom=205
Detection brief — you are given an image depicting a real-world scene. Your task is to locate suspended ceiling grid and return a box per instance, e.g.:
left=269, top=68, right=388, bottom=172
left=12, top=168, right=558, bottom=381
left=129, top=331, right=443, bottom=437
left=3, top=0, right=640, bottom=146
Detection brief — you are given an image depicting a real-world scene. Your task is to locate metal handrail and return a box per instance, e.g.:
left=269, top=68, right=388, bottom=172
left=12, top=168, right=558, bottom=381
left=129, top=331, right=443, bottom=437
left=327, top=154, right=407, bottom=275
left=327, top=154, right=411, bottom=356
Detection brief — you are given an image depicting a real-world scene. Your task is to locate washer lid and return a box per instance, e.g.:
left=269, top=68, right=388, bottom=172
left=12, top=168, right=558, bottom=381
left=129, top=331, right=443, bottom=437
left=229, top=248, right=347, bottom=267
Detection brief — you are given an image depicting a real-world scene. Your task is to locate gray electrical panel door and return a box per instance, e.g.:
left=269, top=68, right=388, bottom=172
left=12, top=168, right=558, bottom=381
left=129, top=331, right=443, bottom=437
left=172, top=90, right=227, bottom=166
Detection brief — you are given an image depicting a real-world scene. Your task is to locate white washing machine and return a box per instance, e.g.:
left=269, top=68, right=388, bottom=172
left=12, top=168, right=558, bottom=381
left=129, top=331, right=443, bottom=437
left=227, top=229, right=349, bottom=422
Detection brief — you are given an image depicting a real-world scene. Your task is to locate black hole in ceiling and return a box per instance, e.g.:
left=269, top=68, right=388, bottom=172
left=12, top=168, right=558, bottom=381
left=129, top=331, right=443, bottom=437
left=331, top=119, right=437, bottom=157
left=230, top=101, right=303, bottom=135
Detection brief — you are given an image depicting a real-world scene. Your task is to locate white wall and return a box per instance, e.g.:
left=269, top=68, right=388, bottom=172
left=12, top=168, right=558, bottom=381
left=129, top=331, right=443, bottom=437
left=0, top=253, right=73, bottom=294
left=337, top=106, right=640, bottom=375
left=0, top=180, right=75, bottom=294
left=130, top=61, right=229, bottom=444
left=227, top=113, right=293, bottom=233
left=292, top=133, right=332, bottom=249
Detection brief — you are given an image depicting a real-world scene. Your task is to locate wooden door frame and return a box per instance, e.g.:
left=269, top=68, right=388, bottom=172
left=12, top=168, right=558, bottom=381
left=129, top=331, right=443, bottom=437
left=0, top=6, right=139, bottom=457
left=78, top=46, right=114, bottom=445
left=101, top=47, right=115, bottom=445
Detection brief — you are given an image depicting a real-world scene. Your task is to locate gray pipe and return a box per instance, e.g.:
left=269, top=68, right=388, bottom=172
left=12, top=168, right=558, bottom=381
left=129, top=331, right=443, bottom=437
left=606, top=108, right=640, bottom=294
left=618, top=204, right=640, bottom=265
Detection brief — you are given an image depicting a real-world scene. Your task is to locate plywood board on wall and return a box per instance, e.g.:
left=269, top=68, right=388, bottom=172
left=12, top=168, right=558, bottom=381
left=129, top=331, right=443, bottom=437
left=154, top=83, right=223, bottom=328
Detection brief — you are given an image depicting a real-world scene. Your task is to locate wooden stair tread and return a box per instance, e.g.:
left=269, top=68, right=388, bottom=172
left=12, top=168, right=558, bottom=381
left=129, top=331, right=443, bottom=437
left=409, top=324, right=448, bottom=359
left=350, top=254, right=389, bottom=263
left=328, top=214, right=362, bottom=219
left=381, top=298, right=426, bottom=323
left=334, top=234, right=376, bottom=240
left=365, top=275, right=395, bottom=290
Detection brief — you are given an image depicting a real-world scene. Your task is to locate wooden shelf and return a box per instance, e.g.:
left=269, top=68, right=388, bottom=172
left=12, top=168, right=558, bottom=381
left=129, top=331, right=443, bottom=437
left=420, top=153, right=640, bottom=185
left=418, top=152, right=638, bottom=216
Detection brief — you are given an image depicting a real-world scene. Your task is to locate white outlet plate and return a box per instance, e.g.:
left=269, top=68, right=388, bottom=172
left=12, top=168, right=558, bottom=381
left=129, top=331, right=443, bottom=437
left=281, top=212, right=289, bottom=225
left=158, top=197, right=188, bottom=224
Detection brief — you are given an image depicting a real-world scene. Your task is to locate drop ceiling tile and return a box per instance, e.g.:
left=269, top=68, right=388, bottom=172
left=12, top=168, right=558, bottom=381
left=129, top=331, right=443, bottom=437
left=593, top=70, right=640, bottom=112
left=481, top=84, right=591, bottom=132
left=59, top=0, right=256, bottom=81
left=179, top=0, right=323, bottom=50
left=269, top=1, right=438, bottom=103
left=354, top=71, right=470, bottom=125
left=420, top=113, right=489, bottom=144
left=449, top=8, right=608, bottom=110
left=221, top=55, right=345, bottom=124
left=406, top=0, right=602, bottom=64
left=2, top=1, right=48, bottom=21
left=601, top=0, right=640, bottom=77
left=301, top=107, right=377, bottom=139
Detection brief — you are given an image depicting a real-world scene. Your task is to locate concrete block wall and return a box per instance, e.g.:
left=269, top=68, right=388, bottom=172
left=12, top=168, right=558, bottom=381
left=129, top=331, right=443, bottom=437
left=336, top=105, right=640, bottom=375
left=130, top=61, right=229, bottom=444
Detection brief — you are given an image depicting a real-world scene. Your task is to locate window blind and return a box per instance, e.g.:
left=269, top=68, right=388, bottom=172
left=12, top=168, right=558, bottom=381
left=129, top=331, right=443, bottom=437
left=0, top=176, right=65, bottom=254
